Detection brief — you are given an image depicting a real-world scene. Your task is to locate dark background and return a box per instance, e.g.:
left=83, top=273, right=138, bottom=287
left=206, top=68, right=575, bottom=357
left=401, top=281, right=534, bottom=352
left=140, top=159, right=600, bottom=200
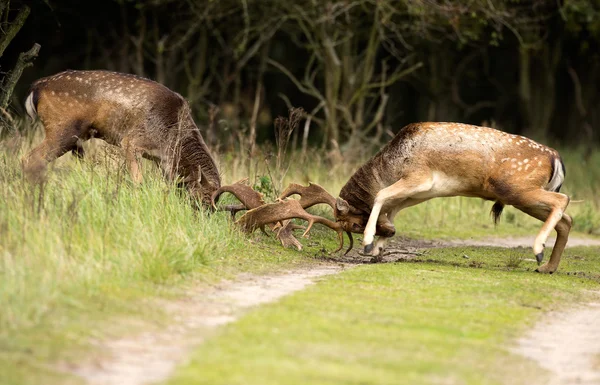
left=2, top=0, right=599, bottom=151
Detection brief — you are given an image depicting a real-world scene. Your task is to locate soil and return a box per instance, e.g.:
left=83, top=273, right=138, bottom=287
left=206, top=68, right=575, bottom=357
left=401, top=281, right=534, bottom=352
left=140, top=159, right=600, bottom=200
left=63, top=235, right=600, bottom=385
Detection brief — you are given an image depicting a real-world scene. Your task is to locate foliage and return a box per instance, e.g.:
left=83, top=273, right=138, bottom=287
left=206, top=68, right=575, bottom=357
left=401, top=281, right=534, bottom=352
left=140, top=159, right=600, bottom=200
left=8, top=0, right=600, bottom=151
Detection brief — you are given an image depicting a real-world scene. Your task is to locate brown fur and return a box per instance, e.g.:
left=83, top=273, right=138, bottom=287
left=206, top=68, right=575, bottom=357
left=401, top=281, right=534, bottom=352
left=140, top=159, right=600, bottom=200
left=22, top=69, right=220, bottom=208
left=336, top=122, right=571, bottom=273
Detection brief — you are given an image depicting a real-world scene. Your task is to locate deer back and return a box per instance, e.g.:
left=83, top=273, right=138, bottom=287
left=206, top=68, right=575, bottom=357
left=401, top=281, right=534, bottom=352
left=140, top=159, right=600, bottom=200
left=338, top=122, right=563, bottom=215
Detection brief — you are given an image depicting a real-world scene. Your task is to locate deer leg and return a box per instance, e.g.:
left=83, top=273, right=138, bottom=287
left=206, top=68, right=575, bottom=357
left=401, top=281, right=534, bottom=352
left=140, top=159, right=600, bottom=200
left=364, top=176, right=433, bottom=253
left=120, top=136, right=145, bottom=184
left=512, top=191, right=571, bottom=273
left=22, top=121, right=87, bottom=184
left=369, top=198, right=429, bottom=260
left=536, top=213, right=572, bottom=273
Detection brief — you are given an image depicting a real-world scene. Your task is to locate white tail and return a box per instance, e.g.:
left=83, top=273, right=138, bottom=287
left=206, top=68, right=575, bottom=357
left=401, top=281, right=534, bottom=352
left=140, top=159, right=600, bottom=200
left=24, top=91, right=37, bottom=121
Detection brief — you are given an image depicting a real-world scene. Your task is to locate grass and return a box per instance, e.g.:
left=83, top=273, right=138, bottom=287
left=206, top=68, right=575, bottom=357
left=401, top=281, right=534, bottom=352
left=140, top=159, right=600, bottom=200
left=0, top=134, right=318, bottom=385
left=167, top=245, right=600, bottom=385
left=1, top=121, right=600, bottom=385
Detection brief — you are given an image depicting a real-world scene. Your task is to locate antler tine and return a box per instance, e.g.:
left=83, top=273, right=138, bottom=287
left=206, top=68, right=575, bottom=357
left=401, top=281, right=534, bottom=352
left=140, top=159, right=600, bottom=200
left=211, top=178, right=265, bottom=213
left=344, top=231, right=353, bottom=255
left=279, top=182, right=337, bottom=210
left=236, top=199, right=345, bottom=253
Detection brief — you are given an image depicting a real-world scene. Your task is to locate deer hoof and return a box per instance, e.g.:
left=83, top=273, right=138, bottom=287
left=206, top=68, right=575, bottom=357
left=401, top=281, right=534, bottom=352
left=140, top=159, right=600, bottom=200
left=364, top=243, right=374, bottom=254
left=535, top=252, right=544, bottom=265
left=535, top=263, right=555, bottom=274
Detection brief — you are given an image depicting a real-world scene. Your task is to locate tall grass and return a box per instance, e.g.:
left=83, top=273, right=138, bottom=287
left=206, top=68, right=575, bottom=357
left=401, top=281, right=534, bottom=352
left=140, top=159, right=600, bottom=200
left=0, top=124, right=310, bottom=384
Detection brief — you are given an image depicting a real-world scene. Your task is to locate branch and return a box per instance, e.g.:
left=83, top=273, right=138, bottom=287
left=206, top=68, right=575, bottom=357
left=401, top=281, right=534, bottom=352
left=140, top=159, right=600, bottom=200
left=0, top=4, right=30, bottom=57
left=365, top=61, right=423, bottom=90
left=268, top=58, right=325, bottom=102
left=0, top=43, right=40, bottom=110
left=234, top=17, right=287, bottom=73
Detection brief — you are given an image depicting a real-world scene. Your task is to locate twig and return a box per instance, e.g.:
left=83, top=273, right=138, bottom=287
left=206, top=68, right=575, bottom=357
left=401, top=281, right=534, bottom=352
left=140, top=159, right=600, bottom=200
left=0, top=43, right=41, bottom=110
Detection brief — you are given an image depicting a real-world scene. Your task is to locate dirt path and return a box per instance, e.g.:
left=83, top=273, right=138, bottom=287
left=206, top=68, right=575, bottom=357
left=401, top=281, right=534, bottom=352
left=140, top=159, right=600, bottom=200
left=447, top=235, right=600, bottom=249
left=513, top=297, right=600, bottom=385
left=64, top=264, right=345, bottom=385
left=63, top=235, right=600, bottom=385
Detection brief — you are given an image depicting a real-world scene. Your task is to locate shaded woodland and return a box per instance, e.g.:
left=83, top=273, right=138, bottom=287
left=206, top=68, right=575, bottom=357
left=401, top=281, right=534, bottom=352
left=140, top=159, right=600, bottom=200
left=2, top=0, right=599, bottom=153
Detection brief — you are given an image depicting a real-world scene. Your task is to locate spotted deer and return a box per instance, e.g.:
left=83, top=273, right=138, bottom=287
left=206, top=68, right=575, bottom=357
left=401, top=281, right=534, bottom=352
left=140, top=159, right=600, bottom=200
left=23, top=69, right=220, bottom=208
left=218, top=122, right=571, bottom=273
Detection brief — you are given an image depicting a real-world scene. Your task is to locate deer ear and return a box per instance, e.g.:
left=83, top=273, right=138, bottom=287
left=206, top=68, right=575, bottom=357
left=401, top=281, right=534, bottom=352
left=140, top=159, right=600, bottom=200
left=336, top=197, right=350, bottom=215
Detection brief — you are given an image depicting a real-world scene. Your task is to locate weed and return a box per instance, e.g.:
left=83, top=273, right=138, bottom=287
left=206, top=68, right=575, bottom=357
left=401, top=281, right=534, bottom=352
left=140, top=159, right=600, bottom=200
left=505, top=252, right=523, bottom=269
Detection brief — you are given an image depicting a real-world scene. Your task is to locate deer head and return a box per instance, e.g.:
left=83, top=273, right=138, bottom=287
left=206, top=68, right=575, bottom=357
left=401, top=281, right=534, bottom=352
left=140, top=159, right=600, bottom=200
left=22, top=69, right=220, bottom=209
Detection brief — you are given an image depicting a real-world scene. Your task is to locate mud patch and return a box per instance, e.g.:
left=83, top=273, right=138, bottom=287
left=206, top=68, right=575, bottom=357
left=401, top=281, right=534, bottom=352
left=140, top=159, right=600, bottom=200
left=331, top=235, right=445, bottom=264
left=334, top=235, right=600, bottom=265
left=61, top=264, right=345, bottom=385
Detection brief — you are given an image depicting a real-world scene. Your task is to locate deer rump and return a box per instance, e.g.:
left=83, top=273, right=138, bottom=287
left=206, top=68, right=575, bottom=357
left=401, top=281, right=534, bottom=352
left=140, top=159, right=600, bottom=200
left=215, top=122, right=571, bottom=274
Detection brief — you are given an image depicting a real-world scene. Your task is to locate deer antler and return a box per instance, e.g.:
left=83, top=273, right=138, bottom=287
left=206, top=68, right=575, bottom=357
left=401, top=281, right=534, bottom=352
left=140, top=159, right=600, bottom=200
left=236, top=199, right=351, bottom=254
left=211, top=179, right=306, bottom=250
left=211, top=178, right=265, bottom=217
left=279, top=182, right=337, bottom=210
left=278, top=182, right=354, bottom=255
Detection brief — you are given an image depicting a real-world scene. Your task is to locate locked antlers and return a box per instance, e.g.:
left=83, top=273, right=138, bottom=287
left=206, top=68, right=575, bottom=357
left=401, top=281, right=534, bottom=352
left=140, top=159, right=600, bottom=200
left=211, top=178, right=305, bottom=250
left=220, top=181, right=353, bottom=254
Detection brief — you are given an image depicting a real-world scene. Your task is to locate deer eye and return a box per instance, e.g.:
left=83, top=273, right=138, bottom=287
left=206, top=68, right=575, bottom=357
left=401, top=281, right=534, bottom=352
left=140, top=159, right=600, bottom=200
left=352, top=223, right=362, bottom=231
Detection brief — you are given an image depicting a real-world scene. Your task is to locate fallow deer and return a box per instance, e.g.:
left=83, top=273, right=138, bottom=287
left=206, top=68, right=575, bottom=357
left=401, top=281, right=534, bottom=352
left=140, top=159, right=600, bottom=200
left=23, top=69, right=220, bottom=208
left=218, top=122, right=571, bottom=273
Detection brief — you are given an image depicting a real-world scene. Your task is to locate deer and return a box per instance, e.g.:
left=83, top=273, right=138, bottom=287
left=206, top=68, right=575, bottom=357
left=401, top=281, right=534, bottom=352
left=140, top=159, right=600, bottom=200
left=215, top=122, right=571, bottom=274
left=22, top=69, right=220, bottom=208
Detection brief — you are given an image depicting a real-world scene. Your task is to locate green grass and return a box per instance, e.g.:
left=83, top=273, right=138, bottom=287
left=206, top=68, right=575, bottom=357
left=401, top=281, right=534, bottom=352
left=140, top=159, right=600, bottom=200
left=0, top=136, right=320, bottom=385
left=1, top=123, right=600, bottom=385
left=167, top=245, right=600, bottom=385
